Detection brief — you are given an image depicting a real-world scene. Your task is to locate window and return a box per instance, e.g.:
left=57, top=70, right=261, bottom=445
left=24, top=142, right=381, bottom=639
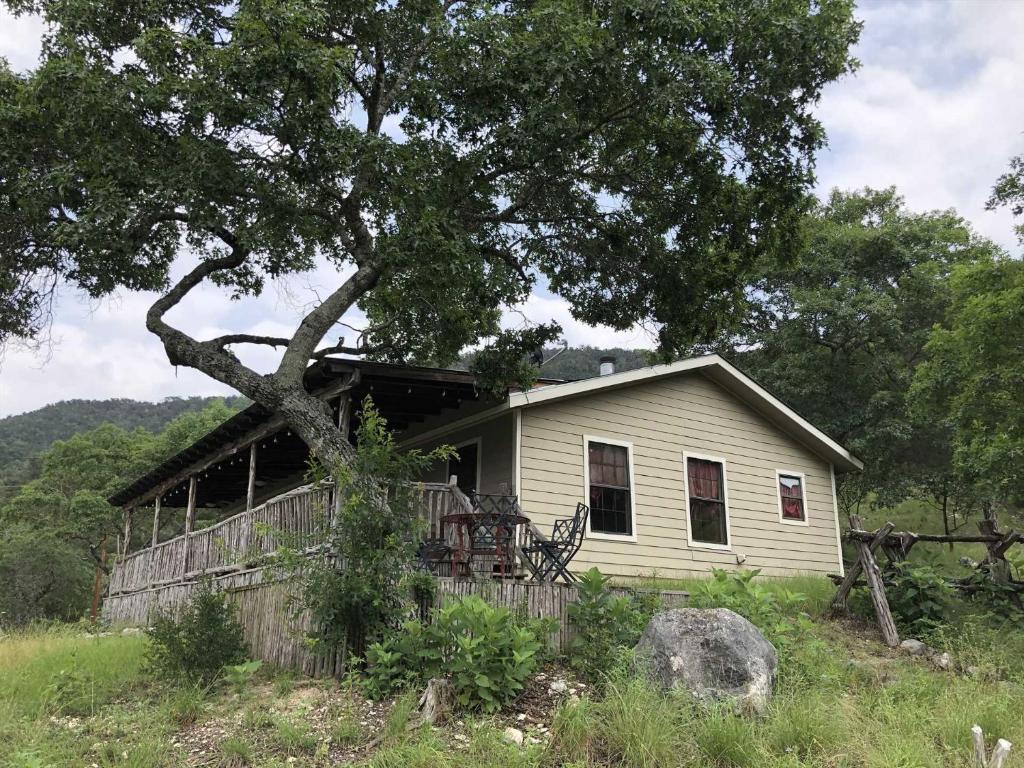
left=686, top=456, right=729, bottom=547
left=777, top=472, right=806, bottom=523
left=587, top=440, right=633, bottom=536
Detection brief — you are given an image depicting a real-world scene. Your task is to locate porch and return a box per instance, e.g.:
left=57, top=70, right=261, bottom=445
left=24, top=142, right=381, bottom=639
left=107, top=479, right=578, bottom=597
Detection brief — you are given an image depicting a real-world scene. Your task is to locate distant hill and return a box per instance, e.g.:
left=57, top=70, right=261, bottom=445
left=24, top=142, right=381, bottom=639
left=529, top=346, right=654, bottom=380
left=456, top=345, right=654, bottom=381
left=0, top=396, right=248, bottom=478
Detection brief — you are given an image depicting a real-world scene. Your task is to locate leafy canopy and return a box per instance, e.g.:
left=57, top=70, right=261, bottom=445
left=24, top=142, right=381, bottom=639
left=0, top=0, right=860, bottom=403
left=716, top=188, right=1002, bottom=509
left=911, top=257, right=1024, bottom=504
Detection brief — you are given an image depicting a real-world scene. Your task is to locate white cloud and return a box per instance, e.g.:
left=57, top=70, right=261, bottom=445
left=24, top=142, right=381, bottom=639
left=2, top=1, right=1023, bottom=416
left=0, top=7, right=44, bottom=71
left=815, top=0, right=1024, bottom=253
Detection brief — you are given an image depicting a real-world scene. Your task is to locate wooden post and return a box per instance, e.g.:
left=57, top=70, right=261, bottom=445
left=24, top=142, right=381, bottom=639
left=121, top=506, right=134, bottom=560
left=850, top=515, right=900, bottom=647
left=183, top=475, right=197, bottom=573
left=246, top=443, right=257, bottom=513
left=333, top=393, right=351, bottom=520
left=151, top=495, right=162, bottom=548
left=90, top=536, right=107, bottom=622
left=830, top=521, right=895, bottom=614
left=973, top=724, right=1013, bottom=768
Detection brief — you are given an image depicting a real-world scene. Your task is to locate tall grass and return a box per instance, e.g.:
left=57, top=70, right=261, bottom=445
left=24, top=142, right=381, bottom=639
left=0, top=626, right=147, bottom=718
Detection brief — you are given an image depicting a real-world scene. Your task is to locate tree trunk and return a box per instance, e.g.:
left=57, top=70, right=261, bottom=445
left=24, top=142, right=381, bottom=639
left=942, top=492, right=953, bottom=551
left=90, top=536, right=107, bottom=622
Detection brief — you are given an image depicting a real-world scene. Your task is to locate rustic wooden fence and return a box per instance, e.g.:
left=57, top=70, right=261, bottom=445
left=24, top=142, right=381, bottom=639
left=108, top=481, right=460, bottom=595
left=105, top=479, right=687, bottom=674
left=103, top=566, right=687, bottom=674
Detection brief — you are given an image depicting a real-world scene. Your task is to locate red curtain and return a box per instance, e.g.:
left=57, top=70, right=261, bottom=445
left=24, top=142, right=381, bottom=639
left=779, top=475, right=804, bottom=519
left=687, top=458, right=722, bottom=500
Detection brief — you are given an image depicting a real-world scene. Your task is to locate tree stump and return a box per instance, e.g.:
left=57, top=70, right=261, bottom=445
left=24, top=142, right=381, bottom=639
left=418, top=677, right=455, bottom=725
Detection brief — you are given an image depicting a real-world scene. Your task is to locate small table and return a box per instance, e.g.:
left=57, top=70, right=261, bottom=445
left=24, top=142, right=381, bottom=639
left=441, top=510, right=530, bottom=578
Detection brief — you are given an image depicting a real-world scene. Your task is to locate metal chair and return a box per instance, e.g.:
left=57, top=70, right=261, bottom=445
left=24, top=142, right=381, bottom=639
left=417, top=537, right=452, bottom=576
left=520, top=502, right=589, bottom=583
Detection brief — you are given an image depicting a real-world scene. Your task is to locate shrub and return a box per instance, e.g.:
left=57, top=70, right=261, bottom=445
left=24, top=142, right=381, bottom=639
left=565, top=568, right=657, bottom=682
left=283, top=399, right=453, bottom=656
left=145, top=580, right=248, bottom=683
left=364, top=595, right=542, bottom=712
left=688, top=568, right=812, bottom=658
left=883, top=561, right=952, bottom=634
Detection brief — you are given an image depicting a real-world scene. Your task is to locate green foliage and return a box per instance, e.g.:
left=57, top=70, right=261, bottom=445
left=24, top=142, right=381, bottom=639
left=0, top=524, right=93, bottom=627
left=145, top=581, right=248, bottom=684
left=911, top=256, right=1024, bottom=503
left=565, top=568, right=657, bottom=683
left=286, top=398, right=452, bottom=655
left=0, top=399, right=240, bottom=625
left=717, top=188, right=1002, bottom=514
left=222, top=660, right=263, bottom=693
left=0, top=395, right=244, bottom=479
left=689, top=569, right=811, bottom=657
left=1, top=0, right=859, bottom=394
left=882, top=561, right=953, bottom=634
left=364, top=596, right=542, bottom=713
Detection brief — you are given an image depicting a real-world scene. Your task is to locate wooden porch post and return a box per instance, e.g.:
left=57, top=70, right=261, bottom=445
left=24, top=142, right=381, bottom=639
left=246, top=443, right=257, bottom=513
left=121, top=506, right=134, bottom=559
left=183, top=475, right=197, bottom=574
left=151, top=495, right=162, bottom=548
left=333, top=393, right=352, bottom=519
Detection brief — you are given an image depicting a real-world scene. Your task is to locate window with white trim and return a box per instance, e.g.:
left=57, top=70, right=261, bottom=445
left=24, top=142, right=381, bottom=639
left=778, top=473, right=806, bottom=522
left=687, top=457, right=728, bottom=546
left=587, top=441, right=633, bottom=536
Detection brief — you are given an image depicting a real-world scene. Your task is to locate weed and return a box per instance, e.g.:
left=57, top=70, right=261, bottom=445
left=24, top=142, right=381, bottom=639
left=271, top=716, right=318, bottom=754
left=218, top=736, right=253, bottom=767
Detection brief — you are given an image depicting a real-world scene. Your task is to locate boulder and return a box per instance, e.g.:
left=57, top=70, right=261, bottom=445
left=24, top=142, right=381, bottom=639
left=899, top=638, right=929, bottom=656
left=633, top=608, right=777, bottom=714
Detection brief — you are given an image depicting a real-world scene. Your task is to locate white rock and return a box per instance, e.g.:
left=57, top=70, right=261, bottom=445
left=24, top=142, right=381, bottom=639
left=548, top=680, right=568, bottom=694
left=502, top=726, right=524, bottom=746
left=121, top=627, right=143, bottom=636
left=516, top=713, right=526, bottom=721
left=899, top=639, right=929, bottom=656
left=931, top=651, right=953, bottom=671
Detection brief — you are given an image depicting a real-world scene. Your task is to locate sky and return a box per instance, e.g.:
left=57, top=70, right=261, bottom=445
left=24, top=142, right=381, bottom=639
left=1, top=0, right=1023, bottom=418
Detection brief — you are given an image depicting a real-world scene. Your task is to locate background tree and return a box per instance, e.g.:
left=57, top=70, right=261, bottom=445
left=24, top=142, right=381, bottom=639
left=911, top=257, right=1024, bottom=509
left=0, top=0, right=860, bottom=471
left=715, top=188, right=1001, bottom=518
left=0, top=400, right=236, bottom=622
left=989, top=154, right=1024, bottom=248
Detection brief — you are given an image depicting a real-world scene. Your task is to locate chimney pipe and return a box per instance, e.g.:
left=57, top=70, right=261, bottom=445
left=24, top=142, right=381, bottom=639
left=599, top=355, right=616, bottom=376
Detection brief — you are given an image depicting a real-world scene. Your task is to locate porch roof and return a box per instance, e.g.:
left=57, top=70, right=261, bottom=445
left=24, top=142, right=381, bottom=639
left=108, top=359, right=504, bottom=509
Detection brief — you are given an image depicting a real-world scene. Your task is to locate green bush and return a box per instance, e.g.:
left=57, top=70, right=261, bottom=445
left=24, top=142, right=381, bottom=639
left=883, top=561, right=953, bottom=634
left=145, top=580, right=248, bottom=683
left=365, top=595, right=542, bottom=712
left=688, top=568, right=812, bottom=658
left=284, top=399, right=453, bottom=656
left=565, top=568, right=657, bottom=683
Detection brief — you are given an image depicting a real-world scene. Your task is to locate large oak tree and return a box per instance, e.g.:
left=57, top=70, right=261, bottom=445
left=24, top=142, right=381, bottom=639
left=0, top=0, right=859, bottom=468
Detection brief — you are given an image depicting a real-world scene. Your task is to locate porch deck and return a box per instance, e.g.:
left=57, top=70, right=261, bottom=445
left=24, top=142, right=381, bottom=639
left=108, top=479, right=546, bottom=596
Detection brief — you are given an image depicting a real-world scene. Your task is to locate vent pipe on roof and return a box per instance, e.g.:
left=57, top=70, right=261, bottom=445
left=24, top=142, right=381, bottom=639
left=599, top=355, right=616, bottom=376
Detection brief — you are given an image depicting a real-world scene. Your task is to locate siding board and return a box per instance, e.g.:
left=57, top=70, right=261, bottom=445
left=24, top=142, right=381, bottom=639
left=518, top=372, right=843, bottom=578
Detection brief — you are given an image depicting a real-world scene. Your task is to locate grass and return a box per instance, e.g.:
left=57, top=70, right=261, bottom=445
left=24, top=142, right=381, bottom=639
left=4, top=569, right=1024, bottom=767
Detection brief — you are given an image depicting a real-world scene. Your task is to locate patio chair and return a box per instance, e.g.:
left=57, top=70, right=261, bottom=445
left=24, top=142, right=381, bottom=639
left=520, top=502, right=589, bottom=583
left=417, top=537, right=452, bottom=576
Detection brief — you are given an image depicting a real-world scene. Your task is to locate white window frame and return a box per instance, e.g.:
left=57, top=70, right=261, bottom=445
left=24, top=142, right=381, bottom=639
left=683, top=451, right=732, bottom=551
left=582, top=435, right=638, bottom=543
left=449, top=437, right=482, bottom=493
left=776, top=469, right=809, bottom=526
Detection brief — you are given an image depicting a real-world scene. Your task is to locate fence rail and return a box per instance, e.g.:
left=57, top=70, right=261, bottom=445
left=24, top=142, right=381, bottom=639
left=108, top=481, right=460, bottom=595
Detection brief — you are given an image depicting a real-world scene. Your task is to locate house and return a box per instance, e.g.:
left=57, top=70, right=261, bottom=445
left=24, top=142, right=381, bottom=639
left=108, top=354, right=860, bottom=581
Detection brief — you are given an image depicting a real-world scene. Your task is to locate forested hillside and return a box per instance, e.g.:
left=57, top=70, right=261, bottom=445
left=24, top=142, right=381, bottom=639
left=0, top=396, right=248, bottom=477
left=459, top=346, right=654, bottom=381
